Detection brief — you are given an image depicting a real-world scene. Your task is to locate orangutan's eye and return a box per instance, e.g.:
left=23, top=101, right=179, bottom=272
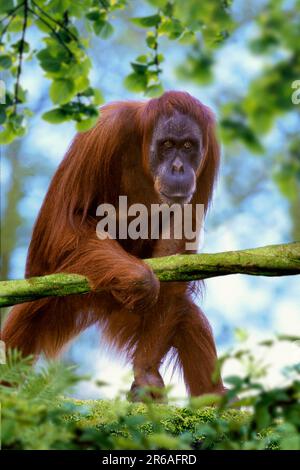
left=163, top=140, right=173, bottom=149
left=183, top=141, right=193, bottom=149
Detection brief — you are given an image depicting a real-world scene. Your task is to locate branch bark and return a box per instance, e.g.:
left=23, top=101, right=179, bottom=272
left=0, top=242, right=299, bottom=308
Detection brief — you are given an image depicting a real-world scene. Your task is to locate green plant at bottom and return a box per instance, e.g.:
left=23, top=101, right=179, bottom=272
left=0, top=335, right=299, bottom=450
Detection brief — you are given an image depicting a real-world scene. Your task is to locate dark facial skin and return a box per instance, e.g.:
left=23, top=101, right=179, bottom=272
left=149, top=112, right=203, bottom=205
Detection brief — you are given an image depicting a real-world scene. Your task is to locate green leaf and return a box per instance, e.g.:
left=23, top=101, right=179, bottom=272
left=93, top=89, right=104, bottom=105
left=234, top=328, right=249, bottom=342
left=255, top=406, right=271, bottom=430
left=178, top=30, right=195, bottom=44
left=159, top=18, right=184, bottom=39
left=76, top=116, right=98, bottom=132
left=0, top=106, right=6, bottom=124
left=145, top=83, right=164, bottom=97
left=86, top=10, right=102, bottom=21
left=136, top=55, right=148, bottom=63
left=75, top=76, right=90, bottom=94
left=14, top=85, right=27, bottom=104
left=12, top=40, right=30, bottom=54
left=9, top=112, right=26, bottom=134
left=146, top=32, right=157, bottom=49
left=146, top=0, right=167, bottom=7
left=0, top=122, right=17, bottom=144
left=124, top=73, right=147, bottom=92
left=93, top=21, right=114, bottom=38
left=190, top=394, right=222, bottom=409
left=162, top=1, right=174, bottom=16
left=0, top=0, right=14, bottom=14
left=49, top=79, right=76, bottom=105
left=221, top=118, right=264, bottom=154
left=37, top=49, right=62, bottom=73
left=79, top=86, right=94, bottom=97
left=131, top=14, right=161, bottom=28
left=6, top=17, right=24, bottom=33
left=0, top=55, right=12, bottom=69
left=42, top=109, right=69, bottom=124
left=225, top=375, right=244, bottom=387
left=131, top=61, right=148, bottom=74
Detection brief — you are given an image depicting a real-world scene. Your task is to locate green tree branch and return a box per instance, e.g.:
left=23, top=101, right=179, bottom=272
left=0, top=242, right=299, bottom=308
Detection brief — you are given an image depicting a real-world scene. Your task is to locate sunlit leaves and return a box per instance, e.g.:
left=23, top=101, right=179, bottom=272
left=125, top=7, right=166, bottom=97
left=0, top=0, right=122, bottom=142
left=125, top=50, right=164, bottom=96
left=0, top=0, right=237, bottom=142
left=37, top=48, right=66, bottom=72
left=176, top=46, right=214, bottom=85
left=0, top=0, right=14, bottom=15
left=0, top=85, right=32, bottom=144
left=131, top=60, right=148, bottom=74
left=11, top=39, right=30, bottom=53
left=42, top=108, right=69, bottom=124
left=42, top=99, right=100, bottom=130
left=145, top=31, right=157, bottom=49
left=158, top=17, right=184, bottom=39
left=169, top=0, right=235, bottom=88
left=49, top=78, right=76, bottom=104
left=145, top=83, right=164, bottom=97
left=221, top=118, right=264, bottom=154
left=242, top=60, right=299, bottom=134
left=0, top=110, right=28, bottom=144
left=76, top=114, right=99, bottom=132
left=273, top=138, right=300, bottom=201
left=131, top=14, right=161, bottom=28
left=126, top=1, right=228, bottom=96
left=146, top=0, right=168, bottom=7
left=93, top=20, right=114, bottom=38
left=36, top=36, right=99, bottom=124
left=0, top=54, right=12, bottom=69
left=219, top=102, right=265, bottom=154
left=223, top=3, right=299, bottom=138
left=126, top=5, right=190, bottom=96
left=0, top=106, right=6, bottom=124
left=175, top=0, right=235, bottom=45
left=85, top=7, right=114, bottom=38
left=124, top=72, right=148, bottom=93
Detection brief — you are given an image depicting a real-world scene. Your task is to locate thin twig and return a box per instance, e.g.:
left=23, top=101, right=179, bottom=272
left=14, top=0, right=28, bottom=110
left=0, top=1, right=25, bottom=24
left=31, top=0, right=79, bottom=43
left=153, top=22, right=160, bottom=76
left=0, top=11, right=18, bottom=42
left=29, top=8, right=73, bottom=57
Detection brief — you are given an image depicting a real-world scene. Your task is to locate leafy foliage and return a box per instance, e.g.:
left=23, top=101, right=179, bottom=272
left=0, top=0, right=125, bottom=142
left=116, top=0, right=233, bottom=96
left=0, top=0, right=235, bottom=142
left=1, top=335, right=300, bottom=450
left=221, top=0, right=300, bottom=237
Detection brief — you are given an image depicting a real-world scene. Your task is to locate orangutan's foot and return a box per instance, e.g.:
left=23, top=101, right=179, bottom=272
left=129, top=369, right=166, bottom=403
